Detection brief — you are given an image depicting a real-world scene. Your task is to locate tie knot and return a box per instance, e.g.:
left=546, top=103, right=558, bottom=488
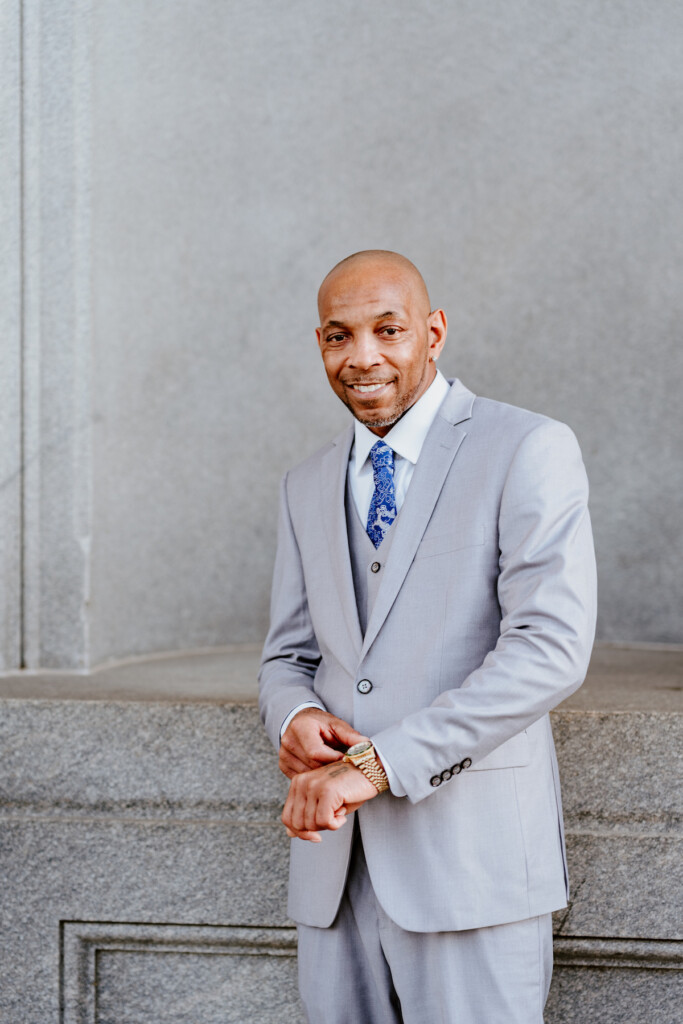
left=369, top=440, right=394, bottom=472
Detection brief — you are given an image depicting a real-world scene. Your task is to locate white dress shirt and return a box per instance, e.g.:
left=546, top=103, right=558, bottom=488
left=281, top=371, right=451, bottom=796
left=347, top=369, right=450, bottom=526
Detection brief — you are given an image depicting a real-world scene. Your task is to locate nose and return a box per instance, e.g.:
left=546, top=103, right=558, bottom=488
left=348, top=331, right=382, bottom=370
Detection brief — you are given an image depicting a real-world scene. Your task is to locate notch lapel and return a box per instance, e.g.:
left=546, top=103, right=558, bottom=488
left=360, top=380, right=476, bottom=659
left=320, top=426, right=364, bottom=670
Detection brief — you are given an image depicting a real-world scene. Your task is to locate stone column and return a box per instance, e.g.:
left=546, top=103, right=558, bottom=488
left=20, top=0, right=94, bottom=669
left=0, top=0, right=22, bottom=670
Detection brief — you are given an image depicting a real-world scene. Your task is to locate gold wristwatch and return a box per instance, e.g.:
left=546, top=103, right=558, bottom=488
left=343, top=741, right=389, bottom=793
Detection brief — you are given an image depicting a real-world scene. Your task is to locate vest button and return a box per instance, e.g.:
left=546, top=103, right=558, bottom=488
left=370, top=561, right=381, bottom=573
left=357, top=679, right=373, bottom=695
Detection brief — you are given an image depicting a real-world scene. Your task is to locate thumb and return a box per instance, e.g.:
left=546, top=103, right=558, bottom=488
left=328, top=718, right=366, bottom=749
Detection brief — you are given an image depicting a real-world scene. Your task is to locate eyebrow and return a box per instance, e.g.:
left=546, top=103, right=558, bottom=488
left=323, top=311, right=402, bottom=330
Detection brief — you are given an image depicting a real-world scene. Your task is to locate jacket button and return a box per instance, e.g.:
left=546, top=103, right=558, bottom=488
left=430, top=775, right=442, bottom=787
left=460, top=757, right=472, bottom=770
left=451, top=763, right=462, bottom=775
left=441, top=768, right=453, bottom=782
left=370, top=562, right=381, bottom=573
left=357, top=679, right=373, bottom=694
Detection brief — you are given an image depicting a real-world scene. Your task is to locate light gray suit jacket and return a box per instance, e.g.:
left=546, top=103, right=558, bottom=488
left=259, top=379, right=597, bottom=933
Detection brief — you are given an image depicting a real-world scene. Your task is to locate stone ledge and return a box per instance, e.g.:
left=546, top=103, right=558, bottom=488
left=0, top=642, right=681, bottom=710
left=0, top=645, right=264, bottom=703
left=0, top=644, right=679, bottom=828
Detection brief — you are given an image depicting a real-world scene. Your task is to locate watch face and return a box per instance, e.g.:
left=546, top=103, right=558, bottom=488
left=347, top=741, right=372, bottom=758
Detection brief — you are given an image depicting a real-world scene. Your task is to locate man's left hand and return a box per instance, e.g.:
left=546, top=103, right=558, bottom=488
left=282, top=761, right=379, bottom=842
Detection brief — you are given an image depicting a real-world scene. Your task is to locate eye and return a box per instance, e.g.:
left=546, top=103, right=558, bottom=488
left=325, top=333, right=347, bottom=346
left=381, top=327, right=401, bottom=337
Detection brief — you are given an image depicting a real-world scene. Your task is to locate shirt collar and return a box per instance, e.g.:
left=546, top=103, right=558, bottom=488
left=352, top=369, right=450, bottom=474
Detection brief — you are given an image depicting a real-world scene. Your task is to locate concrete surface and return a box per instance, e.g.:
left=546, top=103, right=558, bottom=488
left=2, top=0, right=683, bottom=669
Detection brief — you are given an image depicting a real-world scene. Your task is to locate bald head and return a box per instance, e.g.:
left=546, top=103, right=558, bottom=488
left=315, top=249, right=447, bottom=436
left=318, top=250, right=431, bottom=320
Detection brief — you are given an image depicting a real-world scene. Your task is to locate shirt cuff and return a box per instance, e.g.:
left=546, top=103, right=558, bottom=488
left=279, top=702, right=325, bottom=742
left=372, top=740, right=406, bottom=797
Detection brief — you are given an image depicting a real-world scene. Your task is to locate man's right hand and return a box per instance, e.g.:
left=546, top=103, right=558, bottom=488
left=279, top=708, right=365, bottom=779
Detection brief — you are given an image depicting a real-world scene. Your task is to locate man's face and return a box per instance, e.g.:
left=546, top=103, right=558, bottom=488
left=316, top=261, right=447, bottom=436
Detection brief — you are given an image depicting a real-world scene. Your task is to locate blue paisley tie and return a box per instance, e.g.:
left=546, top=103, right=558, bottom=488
left=366, top=440, right=398, bottom=548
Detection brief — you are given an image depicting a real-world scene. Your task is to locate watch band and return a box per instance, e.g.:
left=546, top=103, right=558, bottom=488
left=356, top=757, right=390, bottom=793
left=343, top=742, right=390, bottom=793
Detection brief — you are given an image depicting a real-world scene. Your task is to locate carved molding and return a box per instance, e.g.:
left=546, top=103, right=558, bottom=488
left=554, top=936, right=683, bottom=972
left=60, top=921, right=297, bottom=1023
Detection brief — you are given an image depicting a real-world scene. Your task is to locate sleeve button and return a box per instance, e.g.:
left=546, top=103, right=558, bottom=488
left=430, top=775, right=442, bottom=788
left=460, top=757, right=472, bottom=770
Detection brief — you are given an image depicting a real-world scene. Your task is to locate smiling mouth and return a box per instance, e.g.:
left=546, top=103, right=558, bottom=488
left=345, top=381, right=393, bottom=394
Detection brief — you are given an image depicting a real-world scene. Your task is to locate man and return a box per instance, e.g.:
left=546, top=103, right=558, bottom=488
left=259, top=250, right=597, bottom=1023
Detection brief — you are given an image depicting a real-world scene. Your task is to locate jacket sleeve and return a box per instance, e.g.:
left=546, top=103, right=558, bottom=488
left=370, top=419, right=598, bottom=803
left=258, top=473, right=325, bottom=750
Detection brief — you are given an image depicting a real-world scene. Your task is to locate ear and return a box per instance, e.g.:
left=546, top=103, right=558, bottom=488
left=316, top=327, right=323, bottom=351
left=427, top=309, right=447, bottom=361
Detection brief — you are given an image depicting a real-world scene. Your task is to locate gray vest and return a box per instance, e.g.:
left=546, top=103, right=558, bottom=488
left=345, top=485, right=398, bottom=636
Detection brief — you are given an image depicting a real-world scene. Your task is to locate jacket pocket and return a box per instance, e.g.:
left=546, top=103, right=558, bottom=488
left=468, top=729, right=530, bottom=771
left=414, top=522, right=486, bottom=560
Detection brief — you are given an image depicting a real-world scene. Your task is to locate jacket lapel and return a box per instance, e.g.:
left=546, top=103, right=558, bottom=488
left=360, top=380, right=476, bottom=659
left=320, top=425, right=364, bottom=669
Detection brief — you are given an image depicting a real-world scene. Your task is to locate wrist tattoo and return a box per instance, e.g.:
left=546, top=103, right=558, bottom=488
left=327, top=765, right=350, bottom=778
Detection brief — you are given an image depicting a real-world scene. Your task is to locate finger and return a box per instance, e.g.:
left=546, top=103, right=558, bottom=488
left=306, top=783, right=345, bottom=833
left=327, top=719, right=367, bottom=749
left=341, top=801, right=364, bottom=815
left=285, top=714, right=352, bottom=761
left=289, top=782, right=309, bottom=835
left=308, top=746, right=345, bottom=765
left=285, top=827, right=321, bottom=843
left=282, top=778, right=305, bottom=835
left=327, top=814, right=349, bottom=831
left=303, top=786, right=321, bottom=833
left=284, top=823, right=322, bottom=842
left=286, top=743, right=342, bottom=770
left=282, top=731, right=332, bottom=768
left=279, top=750, right=310, bottom=778
left=281, top=722, right=338, bottom=768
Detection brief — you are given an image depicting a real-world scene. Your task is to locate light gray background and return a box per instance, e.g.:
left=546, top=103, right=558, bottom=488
left=3, top=0, right=682, bottom=669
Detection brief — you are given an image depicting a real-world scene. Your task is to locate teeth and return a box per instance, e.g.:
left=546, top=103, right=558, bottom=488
left=353, top=383, right=384, bottom=393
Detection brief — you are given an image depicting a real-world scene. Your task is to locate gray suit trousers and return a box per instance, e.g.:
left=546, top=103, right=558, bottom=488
left=297, top=824, right=553, bottom=1024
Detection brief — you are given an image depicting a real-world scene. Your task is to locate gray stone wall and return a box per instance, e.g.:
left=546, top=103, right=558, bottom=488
left=0, top=648, right=680, bottom=1021
left=1, top=0, right=682, bottom=670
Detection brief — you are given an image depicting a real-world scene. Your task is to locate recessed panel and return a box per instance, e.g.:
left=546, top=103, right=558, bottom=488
left=95, top=948, right=302, bottom=1024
